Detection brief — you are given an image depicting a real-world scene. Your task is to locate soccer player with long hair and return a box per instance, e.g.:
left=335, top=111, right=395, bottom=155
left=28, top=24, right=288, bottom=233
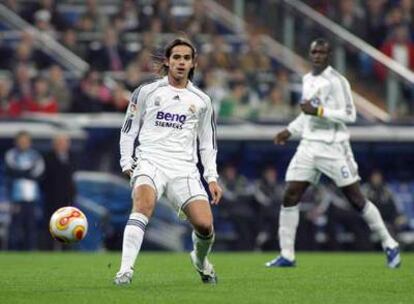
left=115, top=37, right=222, bottom=285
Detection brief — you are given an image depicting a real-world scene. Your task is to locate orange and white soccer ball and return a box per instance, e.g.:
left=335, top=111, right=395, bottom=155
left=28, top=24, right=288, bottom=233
left=49, top=206, right=88, bottom=243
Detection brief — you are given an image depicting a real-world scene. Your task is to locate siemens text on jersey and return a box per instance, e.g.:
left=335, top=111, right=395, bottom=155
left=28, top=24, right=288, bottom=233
left=155, top=111, right=187, bottom=129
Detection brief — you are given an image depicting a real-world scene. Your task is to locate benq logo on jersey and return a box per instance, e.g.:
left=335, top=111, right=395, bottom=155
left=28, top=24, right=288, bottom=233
left=155, top=111, right=186, bottom=129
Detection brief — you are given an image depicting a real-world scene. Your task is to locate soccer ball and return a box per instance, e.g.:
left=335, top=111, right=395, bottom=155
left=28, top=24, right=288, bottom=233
left=49, top=206, right=88, bottom=243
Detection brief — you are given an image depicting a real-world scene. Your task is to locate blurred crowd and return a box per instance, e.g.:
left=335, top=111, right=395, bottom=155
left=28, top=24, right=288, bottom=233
left=0, top=0, right=412, bottom=119
left=0, top=0, right=300, bottom=121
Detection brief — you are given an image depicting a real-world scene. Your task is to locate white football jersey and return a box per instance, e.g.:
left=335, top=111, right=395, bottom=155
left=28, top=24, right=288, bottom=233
left=120, top=77, right=218, bottom=182
left=288, top=66, right=356, bottom=143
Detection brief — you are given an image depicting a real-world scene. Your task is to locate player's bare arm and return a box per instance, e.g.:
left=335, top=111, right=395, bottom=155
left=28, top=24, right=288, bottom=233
left=274, top=129, right=291, bottom=145
left=123, top=169, right=132, bottom=177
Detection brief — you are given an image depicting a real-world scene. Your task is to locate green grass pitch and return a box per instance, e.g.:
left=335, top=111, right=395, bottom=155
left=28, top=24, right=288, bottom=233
left=0, top=252, right=413, bottom=304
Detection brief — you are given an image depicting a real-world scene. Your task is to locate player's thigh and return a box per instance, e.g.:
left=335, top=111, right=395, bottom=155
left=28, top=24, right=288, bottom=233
left=131, top=159, right=168, bottom=201
left=285, top=147, right=321, bottom=185
left=317, top=142, right=360, bottom=187
left=166, top=176, right=209, bottom=219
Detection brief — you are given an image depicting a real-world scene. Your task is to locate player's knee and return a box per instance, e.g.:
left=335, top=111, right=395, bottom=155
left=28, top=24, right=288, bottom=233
left=347, top=195, right=366, bottom=211
left=283, top=188, right=301, bottom=207
left=132, top=191, right=156, bottom=217
left=193, top=220, right=213, bottom=236
left=352, top=199, right=366, bottom=211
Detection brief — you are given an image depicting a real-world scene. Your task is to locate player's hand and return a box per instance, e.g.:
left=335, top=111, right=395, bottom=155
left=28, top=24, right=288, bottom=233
left=123, top=169, right=132, bottom=177
left=274, top=129, right=291, bottom=145
left=300, top=99, right=318, bottom=115
left=208, top=181, right=223, bottom=205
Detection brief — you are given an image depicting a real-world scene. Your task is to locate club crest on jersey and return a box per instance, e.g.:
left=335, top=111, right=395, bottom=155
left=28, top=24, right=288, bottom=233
left=189, top=104, right=196, bottom=113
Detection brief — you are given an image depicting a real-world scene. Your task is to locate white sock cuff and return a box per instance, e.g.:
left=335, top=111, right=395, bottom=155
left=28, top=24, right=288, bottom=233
left=129, top=212, right=149, bottom=224
left=193, top=229, right=215, bottom=241
left=362, top=200, right=373, bottom=214
left=127, top=212, right=149, bottom=232
left=281, top=205, right=299, bottom=212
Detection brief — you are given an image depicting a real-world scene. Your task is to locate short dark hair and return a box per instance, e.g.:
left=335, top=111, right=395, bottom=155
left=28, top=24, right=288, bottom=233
left=310, top=38, right=331, bottom=52
left=161, top=37, right=197, bottom=80
left=16, top=130, right=30, bottom=137
left=15, top=130, right=30, bottom=141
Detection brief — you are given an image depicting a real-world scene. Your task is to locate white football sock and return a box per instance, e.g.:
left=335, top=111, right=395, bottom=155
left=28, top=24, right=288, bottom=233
left=119, top=212, right=148, bottom=273
left=279, top=205, right=299, bottom=261
left=192, top=230, right=214, bottom=269
left=362, top=201, right=398, bottom=249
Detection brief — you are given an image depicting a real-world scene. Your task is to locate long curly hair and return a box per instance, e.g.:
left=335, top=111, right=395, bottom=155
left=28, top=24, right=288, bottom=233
left=154, top=37, right=197, bottom=80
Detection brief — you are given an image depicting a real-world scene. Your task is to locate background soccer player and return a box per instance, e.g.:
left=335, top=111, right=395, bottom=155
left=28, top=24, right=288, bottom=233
left=115, top=37, right=222, bottom=285
left=266, top=38, right=401, bottom=268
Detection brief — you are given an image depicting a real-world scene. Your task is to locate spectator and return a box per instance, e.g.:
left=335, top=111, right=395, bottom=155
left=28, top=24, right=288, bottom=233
left=22, top=76, right=58, bottom=114
left=34, top=9, right=57, bottom=38
left=330, top=0, right=366, bottom=37
left=36, top=0, right=68, bottom=31
left=114, top=0, right=149, bottom=33
left=187, top=1, right=216, bottom=34
left=71, top=69, right=112, bottom=112
left=152, top=0, right=175, bottom=32
left=76, top=14, right=95, bottom=33
left=219, top=164, right=256, bottom=250
left=238, top=35, right=272, bottom=74
left=385, top=6, right=405, bottom=34
left=4, top=131, right=44, bottom=250
left=364, top=0, right=387, bottom=48
left=47, top=65, right=71, bottom=112
left=0, top=77, right=14, bottom=116
left=362, top=170, right=406, bottom=237
left=123, top=63, right=145, bottom=92
left=202, top=69, right=228, bottom=115
left=207, top=36, right=234, bottom=70
left=12, top=41, right=37, bottom=72
left=84, top=0, right=109, bottom=32
left=88, top=27, right=127, bottom=71
left=3, top=0, right=20, bottom=14
left=257, top=85, right=293, bottom=121
left=60, top=28, right=87, bottom=59
left=41, top=134, right=76, bottom=250
left=11, top=64, right=34, bottom=102
left=219, top=80, right=259, bottom=120
left=377, top=24, right=414, bottom=81
left=134, top=48, right=155, bottom=73
left=253, top=166, right=284, bottom=250
left=110, top=82, right=129, bottom=112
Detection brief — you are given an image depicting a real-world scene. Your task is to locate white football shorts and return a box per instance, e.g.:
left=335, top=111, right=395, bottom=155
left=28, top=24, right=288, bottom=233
left=285, top=139, right=360, bottom=187
left=131, top=158, right=209, bottom=216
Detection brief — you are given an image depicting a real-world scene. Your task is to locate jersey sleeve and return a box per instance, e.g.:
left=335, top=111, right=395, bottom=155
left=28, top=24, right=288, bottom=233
left=287, top=112, right=306, bottom=137
left=119, top=86, right=145, bottom=172
left=198, top=98, right=219, bottom=183
left=322, top=77, right=356, bottom=123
